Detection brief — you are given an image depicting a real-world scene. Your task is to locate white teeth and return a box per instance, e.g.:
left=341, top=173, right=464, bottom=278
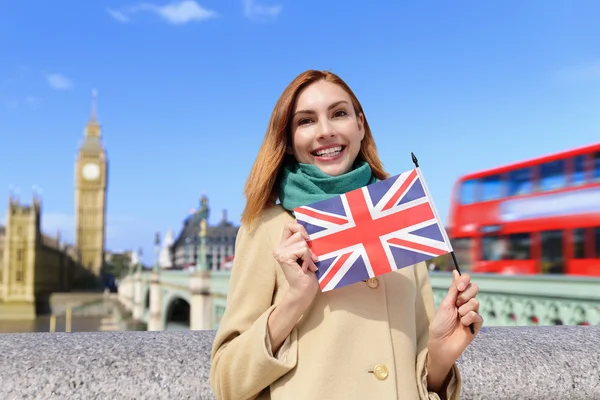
left=314, top=146, right=343, bottom=156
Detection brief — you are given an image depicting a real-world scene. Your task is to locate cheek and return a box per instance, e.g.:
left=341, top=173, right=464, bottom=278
left=292, top=130, right=312, bottom=150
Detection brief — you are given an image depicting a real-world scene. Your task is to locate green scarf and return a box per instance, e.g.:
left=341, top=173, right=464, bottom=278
left=279, top=161, right=377, bottom=212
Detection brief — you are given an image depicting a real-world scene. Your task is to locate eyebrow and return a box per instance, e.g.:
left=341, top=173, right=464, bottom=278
left=294, top=100, right=350, bottom=116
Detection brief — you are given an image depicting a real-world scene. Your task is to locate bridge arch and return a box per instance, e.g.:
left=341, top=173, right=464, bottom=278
left=164, top=297, right=190, bottom=330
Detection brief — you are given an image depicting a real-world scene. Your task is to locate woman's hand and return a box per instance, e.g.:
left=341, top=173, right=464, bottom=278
left=268, top=222, right=320, bottom=354
left=272, top=222, right=320, bottom=307
left=428, top=270, right=483, bottom=366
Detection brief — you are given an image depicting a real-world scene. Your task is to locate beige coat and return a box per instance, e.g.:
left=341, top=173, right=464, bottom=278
left=210, top=205, right=461, bottom=400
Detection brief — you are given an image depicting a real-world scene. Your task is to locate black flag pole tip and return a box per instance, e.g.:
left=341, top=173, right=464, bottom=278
left=411, top=152, right=419, bottom=168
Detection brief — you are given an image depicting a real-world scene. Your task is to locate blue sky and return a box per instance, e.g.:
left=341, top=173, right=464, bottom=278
left=1, top=0, right=599, bottom=264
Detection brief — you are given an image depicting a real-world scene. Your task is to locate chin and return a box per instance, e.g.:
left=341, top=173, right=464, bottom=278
left=314, top=162, right=352, bottom=177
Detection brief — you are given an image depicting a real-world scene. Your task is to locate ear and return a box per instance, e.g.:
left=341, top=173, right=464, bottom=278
left=357, top=112, right=366, bottom=141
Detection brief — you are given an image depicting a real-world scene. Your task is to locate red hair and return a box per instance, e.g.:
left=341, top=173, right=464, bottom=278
left=241, top=70, right=388, bottom=226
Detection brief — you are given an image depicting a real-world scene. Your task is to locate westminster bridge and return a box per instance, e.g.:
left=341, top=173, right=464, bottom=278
left=0, top=270, right=599, bottom=399
left=1, top=269, right=599, bottom=399
left=116, top=267, right=600, bottom=332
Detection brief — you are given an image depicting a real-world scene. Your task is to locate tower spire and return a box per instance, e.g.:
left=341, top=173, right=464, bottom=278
left=89, top=89, right=98, bottom=123
left=85, top=89, right=101, bottom=137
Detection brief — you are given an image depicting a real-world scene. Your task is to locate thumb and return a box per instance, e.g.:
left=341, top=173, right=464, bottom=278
left=442, top=270, right=460, bottom=307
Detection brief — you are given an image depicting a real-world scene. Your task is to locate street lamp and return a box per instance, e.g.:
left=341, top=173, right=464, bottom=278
left=154, top=232, right=160, bottom=273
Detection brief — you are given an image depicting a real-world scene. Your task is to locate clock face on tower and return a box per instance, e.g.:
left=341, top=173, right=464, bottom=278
left=82, top=163, right=100, bottom=181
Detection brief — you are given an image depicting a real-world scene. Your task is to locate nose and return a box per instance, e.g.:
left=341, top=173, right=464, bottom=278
left=317, top=118, right=336, bottom=139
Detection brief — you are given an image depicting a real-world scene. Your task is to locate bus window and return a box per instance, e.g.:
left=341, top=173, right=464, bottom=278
left=508, top=168, right=532, bottom=196
left=571, top=155, right=586, bottom=185
left=595, top=227, right=600, bottom=257
left=540, top=159, right=565, bottom=191
left=481, top=235, right=507, bottom=261
left=572, top=228, right=585, bottom=259
left=506, top=233, right=531, bottom=260
left=460, top=179, right=478, bottom=204
left=481, top=175, right=503, bottom=201
left=540, top=230, right=564, bottom=274
left=594, top=152, right=600, bottom=181
left=451, top=238, right=473, bottom=271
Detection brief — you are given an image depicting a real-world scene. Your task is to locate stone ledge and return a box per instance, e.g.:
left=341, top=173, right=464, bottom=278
left=0, top=326, right=598, bottom=399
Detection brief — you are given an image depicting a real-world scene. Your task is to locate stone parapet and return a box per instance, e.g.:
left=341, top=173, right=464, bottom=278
left=0, top=326, right=598, bottom=399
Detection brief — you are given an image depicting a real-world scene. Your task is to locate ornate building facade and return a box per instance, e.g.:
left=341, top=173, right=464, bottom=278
left=0, top=93, right=109, bottom=319
left=0, top=194, right=78, bottom=319
left=169, top=196, right=239, bottom=271
left=74, top=94, right=108, bottom=276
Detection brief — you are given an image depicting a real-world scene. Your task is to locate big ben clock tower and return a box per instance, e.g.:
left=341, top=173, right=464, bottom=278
left=75, top=90, right=108, bottom=276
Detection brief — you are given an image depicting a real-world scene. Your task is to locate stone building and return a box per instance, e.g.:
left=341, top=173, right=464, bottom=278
left=74, top=91, right=108, bottom=277
left=0, top=194, right=79, bottom=319
left=170, top=196, right=239, bottom=270
left=0, top=92, right=110, bottom=319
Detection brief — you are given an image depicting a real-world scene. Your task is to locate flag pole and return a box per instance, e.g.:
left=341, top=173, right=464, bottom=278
left=411, top=152, right=475, bottom=335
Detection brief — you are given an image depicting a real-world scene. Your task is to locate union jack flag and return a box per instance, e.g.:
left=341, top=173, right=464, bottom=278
left=294, top=168, right=453, bottom=291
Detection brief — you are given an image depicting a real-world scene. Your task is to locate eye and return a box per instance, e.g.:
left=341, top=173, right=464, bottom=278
left=297, top=118, right=312, bottom=125
left=333, top=109, right=347, bottom=118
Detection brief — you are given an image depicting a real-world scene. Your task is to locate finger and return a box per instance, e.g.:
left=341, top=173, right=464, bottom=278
left=456, top=273, right=471, bottom=293
left=310, top=249, right=319, bottom=262
left=441, top=270, right=462, bottom=307
left=300, top=250, right=318, bottom=273
left=458, top=298, right=479, bottom=317
left=456, top=282, right=479, bottom=307
left=304, top=248, right=319, bottom=272
left=273, top=240, right=307, bottom=266
left=282, top=222, right=310, bottom=242
left=292, top=243, right=313, bottom=267
left=301, top=258, right=310, bottom=273
left=281, top=231, right=305, bottom=247
left=461, top=311, right=484, bottom=331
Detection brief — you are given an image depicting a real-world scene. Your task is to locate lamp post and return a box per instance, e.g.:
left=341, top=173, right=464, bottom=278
left=154, top=232, right=160, bottom=273
left=189, top=195, right=211, bottom=330
left=148, top=231, right=163, bottom=331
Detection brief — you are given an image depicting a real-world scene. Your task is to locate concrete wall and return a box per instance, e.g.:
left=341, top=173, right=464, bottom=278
left=0, top=326, right=598, bottom=399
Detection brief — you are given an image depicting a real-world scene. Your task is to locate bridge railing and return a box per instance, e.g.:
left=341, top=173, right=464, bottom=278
left=118, top=269, right=600, bottom=331
left=0, top=326, right=598, bottom=399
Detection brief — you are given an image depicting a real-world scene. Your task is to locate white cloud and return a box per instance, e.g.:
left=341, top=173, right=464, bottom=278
left=107, top=9, right=131, bottom=22
left=3, top=95, right=40, bottom=110
left=46, top=73, right=73, bottom=90
left=108, top=1, right=218, bottom=25
left=556, top=60, right=600, bottom=83
left=4, top=95, right=40, bottom=110
left=243, top=0, right=282, bottom=22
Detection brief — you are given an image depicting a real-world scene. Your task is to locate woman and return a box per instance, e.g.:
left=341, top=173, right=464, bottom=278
left=210, top=70, right=483, bottom=400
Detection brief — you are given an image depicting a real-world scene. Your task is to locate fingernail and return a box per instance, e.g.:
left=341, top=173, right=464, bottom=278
left=458, top=283, right=465, bottom=291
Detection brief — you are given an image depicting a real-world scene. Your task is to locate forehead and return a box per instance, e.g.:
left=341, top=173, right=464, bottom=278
left=294, top=80, right=352, bottom=110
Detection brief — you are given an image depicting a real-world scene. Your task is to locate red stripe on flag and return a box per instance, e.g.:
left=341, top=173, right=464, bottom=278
left=296, top=207, right=348, bottom=225
left=319, top=252, right=352, bottom=290
left=387, top=238, right=446, bottom=256
left=309, top=202, right=434, bottom=257
left=382, top=169, right=417, bottom=212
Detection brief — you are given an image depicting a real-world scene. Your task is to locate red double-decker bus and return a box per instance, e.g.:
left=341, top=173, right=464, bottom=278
left=448, top=142, right=600, bottom=276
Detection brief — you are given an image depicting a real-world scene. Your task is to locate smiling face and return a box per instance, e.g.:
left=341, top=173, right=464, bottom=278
left=289, top=80, right=365, bottom=176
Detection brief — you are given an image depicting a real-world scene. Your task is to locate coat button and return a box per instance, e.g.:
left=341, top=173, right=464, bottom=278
left=373, top=364, right=389, bottom=380
left=366, top=277, right=379, bottom=289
